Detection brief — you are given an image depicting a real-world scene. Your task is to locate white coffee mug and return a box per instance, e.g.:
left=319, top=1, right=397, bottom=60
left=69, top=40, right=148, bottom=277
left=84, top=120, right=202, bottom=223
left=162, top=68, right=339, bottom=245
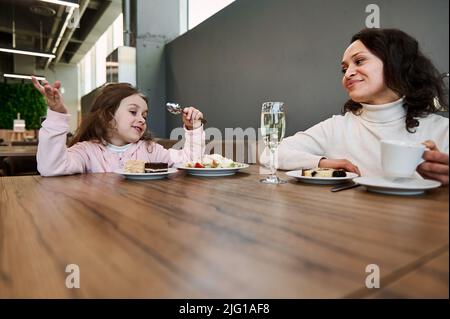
left=380, top=140, right=425, bottom=178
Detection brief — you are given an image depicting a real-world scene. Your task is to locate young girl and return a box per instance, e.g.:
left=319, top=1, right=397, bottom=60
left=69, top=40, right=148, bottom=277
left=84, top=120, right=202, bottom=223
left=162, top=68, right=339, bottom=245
left=31, top=77, right=205, bottom=176
left=261, top=28, right=449, bottom=185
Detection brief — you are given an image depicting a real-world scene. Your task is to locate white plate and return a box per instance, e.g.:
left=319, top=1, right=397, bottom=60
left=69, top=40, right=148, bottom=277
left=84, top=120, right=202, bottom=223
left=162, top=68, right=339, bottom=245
left=285, top=170, right=359, bottom=185
left=114, top=167, right=178, bottom=180
left=353, top=176, right=441, bottom=196
left=174, top=163, right=249, bottom=176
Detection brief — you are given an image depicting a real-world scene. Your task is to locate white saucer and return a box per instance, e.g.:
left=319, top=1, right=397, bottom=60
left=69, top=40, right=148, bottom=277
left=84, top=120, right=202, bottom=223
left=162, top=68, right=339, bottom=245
left=114, top=168, right=178, bottom=180
left=285, top=170, right=359, bottom=185
left=353, top=176, right=441, bottom=196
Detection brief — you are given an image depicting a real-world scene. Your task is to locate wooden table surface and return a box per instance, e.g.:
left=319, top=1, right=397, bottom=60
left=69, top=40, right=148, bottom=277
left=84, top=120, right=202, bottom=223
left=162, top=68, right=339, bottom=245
left=0, top=146, right=37, bottom=157
left=0, top=165, right=448, bottom=298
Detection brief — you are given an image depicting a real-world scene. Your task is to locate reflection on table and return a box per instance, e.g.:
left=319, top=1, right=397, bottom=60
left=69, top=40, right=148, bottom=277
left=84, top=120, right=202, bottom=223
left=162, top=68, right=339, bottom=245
left=0, top=165, right=448, bottom=298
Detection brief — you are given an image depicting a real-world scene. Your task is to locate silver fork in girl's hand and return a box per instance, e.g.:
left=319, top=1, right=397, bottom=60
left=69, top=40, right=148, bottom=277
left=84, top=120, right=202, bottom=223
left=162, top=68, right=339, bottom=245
left=166, top=102, right=207, bottom=124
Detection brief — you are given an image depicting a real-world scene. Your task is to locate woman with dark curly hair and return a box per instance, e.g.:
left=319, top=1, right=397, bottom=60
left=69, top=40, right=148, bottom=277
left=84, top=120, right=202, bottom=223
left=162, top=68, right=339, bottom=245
left=261, top=28, right=449, bottom=185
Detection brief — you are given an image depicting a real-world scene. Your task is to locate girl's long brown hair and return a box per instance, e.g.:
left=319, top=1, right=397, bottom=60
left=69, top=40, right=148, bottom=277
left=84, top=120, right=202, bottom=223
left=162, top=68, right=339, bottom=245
left=69, top=83, right=153, bottom=147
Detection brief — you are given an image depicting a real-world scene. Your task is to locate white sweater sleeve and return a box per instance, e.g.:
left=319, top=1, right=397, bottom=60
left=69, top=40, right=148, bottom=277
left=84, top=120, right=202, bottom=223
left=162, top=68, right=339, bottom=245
left=260, top=117, right=335, bottom=170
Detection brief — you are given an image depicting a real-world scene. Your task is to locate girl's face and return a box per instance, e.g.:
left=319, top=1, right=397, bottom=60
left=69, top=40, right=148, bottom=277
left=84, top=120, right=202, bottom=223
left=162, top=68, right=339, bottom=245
left=109, top=94, right=148, bottom=146
left=341, top=40, right=399, bottom=104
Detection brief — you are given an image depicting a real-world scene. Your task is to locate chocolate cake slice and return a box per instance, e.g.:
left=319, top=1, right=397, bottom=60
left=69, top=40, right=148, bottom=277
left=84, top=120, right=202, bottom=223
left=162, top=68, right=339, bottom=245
left=145, top=162, right=168, bottom=173
left=302, top=168, right=346, bottom=177
left=331, top=169, right=346, bottom=177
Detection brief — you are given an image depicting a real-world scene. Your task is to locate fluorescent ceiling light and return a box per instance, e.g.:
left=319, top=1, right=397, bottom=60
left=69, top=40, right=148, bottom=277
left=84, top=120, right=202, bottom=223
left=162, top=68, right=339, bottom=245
left=39, top=0, right=79, bottom=8
left=45, top=5, right=75, bottom=68
left=0, top=48, right=55, bottom=59
left=3, top=74, right=46, bottom=81
left=106, top=62, right=120, bottom=67
left=52, top=6, right=75, bottom=55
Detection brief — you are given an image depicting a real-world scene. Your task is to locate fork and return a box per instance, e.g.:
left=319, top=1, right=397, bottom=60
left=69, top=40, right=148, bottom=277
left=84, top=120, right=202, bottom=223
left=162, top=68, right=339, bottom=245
left=166, top=102, right=207, bottom=124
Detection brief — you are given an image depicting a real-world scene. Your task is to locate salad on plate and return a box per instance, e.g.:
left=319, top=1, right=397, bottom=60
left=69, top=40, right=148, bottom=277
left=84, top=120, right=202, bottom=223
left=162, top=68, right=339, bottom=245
left=185, top=154, right=245, bottom=168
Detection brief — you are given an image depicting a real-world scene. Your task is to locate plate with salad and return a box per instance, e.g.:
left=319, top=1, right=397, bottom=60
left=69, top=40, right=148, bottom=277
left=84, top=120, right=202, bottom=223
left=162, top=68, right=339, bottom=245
left=175, top=154, right=249, bottom=177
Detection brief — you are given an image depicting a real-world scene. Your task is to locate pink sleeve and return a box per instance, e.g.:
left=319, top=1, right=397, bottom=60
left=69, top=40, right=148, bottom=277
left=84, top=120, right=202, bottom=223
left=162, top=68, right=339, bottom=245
left=149, top=125, right=205, bottom=166
left=37, top=110, right=89, bottom=176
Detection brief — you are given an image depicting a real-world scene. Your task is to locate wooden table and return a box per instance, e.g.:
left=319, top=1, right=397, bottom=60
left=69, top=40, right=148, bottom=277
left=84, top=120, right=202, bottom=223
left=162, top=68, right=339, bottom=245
left=0, top=146, right=37, bottom=157
left=0, top=166, right=448, bottom=298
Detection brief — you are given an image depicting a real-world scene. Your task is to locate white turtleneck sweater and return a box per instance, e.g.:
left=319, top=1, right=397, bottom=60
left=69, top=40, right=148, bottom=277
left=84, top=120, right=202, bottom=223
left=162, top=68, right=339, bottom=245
left=261, top=97, right=449, bottom=177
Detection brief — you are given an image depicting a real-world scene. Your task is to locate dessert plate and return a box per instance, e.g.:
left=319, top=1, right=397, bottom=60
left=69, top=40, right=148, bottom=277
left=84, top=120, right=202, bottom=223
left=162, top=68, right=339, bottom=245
left=285, top=170, right=359, bottom=185
left=174, top=163, right=249, bottom=176
left=114, top=168, right=178, bottom=180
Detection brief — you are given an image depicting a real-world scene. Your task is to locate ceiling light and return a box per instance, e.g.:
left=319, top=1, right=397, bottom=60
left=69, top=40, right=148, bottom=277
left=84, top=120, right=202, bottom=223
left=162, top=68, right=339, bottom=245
left=0, top=48, right=55, bottom=59
left=3, top=74, right=46, bottom=81
left=52, top=6, right=75, bottom=55
left=45, top=5, right=75, bottom=68
left=39, top=0, right=79, bottom=8
left=30, top=5, right=57, bottom=17
left=106, top=62, right=120, bottom=67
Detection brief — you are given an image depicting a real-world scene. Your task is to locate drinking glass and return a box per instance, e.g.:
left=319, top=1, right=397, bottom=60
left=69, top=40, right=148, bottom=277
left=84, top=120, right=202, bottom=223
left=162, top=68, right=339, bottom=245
left=260, top=102, right=286, bottom=184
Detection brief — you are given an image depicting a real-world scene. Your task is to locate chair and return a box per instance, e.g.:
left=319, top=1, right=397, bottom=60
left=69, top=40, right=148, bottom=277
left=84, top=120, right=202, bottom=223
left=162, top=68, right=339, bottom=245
left=0, top=159, right=5, bottom=176
left=2, top=156, right=39, bottom=176
left=205, top=139, right=260, bottom=163
left=154, top=138, right=180, bottom=149
left=153, top=139, right=261, bottom=163
left=10, top=140, right=38, bottom=146
left=9, top=131, right=27, bottom=142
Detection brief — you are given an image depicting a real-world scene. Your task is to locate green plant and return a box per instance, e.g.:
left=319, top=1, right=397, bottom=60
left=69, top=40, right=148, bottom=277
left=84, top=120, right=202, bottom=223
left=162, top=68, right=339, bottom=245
left=0, top=83, right=47, bottom=130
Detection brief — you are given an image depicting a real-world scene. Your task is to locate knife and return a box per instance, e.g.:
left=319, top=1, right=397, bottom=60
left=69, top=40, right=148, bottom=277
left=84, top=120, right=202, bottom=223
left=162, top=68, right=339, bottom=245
left=330, top=182, right=361, bottom=192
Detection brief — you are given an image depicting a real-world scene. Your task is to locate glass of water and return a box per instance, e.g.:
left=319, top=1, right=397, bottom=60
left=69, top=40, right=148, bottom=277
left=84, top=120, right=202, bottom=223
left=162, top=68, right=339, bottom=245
left=260, top=102, right=286, bottom=184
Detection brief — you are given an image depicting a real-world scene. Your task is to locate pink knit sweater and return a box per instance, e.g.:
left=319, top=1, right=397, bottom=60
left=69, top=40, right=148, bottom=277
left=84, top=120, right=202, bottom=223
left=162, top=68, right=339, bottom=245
left=37, top=109, right=205, bottom=176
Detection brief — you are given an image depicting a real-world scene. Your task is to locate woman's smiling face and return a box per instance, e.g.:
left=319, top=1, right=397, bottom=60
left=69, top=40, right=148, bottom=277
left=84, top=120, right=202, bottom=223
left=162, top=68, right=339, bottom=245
left=341, top=40, right=399, bottom=105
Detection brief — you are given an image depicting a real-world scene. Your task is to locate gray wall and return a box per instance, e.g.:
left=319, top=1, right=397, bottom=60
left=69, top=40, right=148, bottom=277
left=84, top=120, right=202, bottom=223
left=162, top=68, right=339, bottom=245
left=45, top=64, right=80, bottom=132
left=165, top=0, right=449, bottom=138
left=136, top=0, right=186, bottom=138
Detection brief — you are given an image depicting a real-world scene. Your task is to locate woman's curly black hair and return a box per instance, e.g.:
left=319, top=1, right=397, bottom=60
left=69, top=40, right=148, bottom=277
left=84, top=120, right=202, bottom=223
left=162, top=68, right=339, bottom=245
left=343, top=28, right=448, bottom=133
